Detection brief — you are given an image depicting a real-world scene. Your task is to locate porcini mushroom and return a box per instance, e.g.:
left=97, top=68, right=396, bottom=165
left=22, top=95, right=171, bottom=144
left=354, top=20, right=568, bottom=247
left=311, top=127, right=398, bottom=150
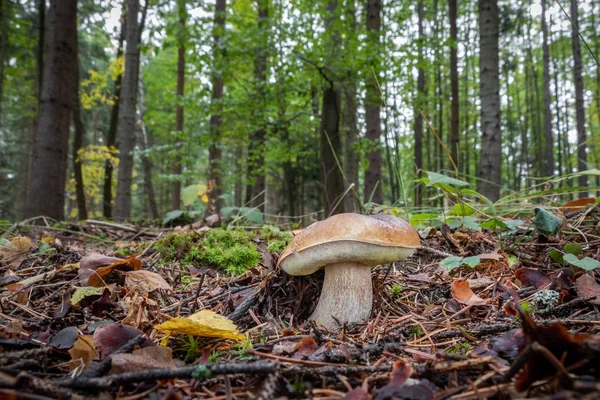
left=277, top=213, right=420, bottom=330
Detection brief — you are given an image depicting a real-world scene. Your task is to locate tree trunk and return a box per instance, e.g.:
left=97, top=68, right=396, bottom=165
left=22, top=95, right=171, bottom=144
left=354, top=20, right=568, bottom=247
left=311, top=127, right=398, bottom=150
left=414, top=0, right=425, bottom=207
left=476, top=0, right=502, bottom=201
left=541, top=0, right=553, bottom=177
left=570, top=0, right=587, bottom=195
left=102, top=2, right=126, bottom=219
left=25, top=0, right=78, bottom=220
left=448, top=0, right=459, bottom=173
left=137, top=77, right=158, bottom=219
left=319, top=0, right=344, bottom=216
left=72, top=58, right=88, bottom=220
left=364, top=0, right=383, bottom=205
left=206, top=0, right=226, bottom=216
left=342, top=0, right=359, bottom=213
left=114, top=0, right=141, bottom=220
left=245, top=0, right=268, bottom=212
left=171, top=0, right=186, bottom=211
left=0, top=0, right=5, bottom=117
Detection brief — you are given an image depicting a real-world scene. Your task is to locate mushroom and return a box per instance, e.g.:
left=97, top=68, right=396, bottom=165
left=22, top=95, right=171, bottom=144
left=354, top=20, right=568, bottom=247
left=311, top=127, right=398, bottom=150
left=277, top=213, right=420, bottom=330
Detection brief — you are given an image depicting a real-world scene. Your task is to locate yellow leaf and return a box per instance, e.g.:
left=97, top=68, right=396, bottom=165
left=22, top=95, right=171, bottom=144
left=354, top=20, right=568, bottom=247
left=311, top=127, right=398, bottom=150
left=201, top=194, right=209, bottom=204
left=70, top=286, right=107, bottom=305
left=154, top=310, right=245, bottom=341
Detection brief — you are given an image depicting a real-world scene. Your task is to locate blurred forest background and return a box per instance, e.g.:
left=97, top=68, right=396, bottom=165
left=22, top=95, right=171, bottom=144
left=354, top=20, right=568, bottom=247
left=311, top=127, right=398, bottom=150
left=0, top=0, right=598, bottom=224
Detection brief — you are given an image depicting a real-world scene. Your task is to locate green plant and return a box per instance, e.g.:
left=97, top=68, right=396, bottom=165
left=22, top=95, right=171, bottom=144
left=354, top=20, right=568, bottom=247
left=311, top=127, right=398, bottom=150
left=407, top=325, right=424, bottom=337
left=447, top=342, right=472, bottom=354
left=388, top=283, right=405, bottom=297
left=179, top=335, right=203, bottom=362
left=208, top=350, right=221, bottom=363
left=231, top=336, right=253, bottom=359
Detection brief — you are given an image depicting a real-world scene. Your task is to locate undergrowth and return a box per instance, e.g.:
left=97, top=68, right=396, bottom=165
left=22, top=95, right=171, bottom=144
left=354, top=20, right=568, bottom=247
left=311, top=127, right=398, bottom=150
left=155, top=227, right=291, bottom=275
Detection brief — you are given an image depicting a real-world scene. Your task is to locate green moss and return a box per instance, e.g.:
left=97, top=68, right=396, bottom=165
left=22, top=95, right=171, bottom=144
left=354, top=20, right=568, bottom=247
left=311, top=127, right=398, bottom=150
left=155, top=228, right=263, bottom=275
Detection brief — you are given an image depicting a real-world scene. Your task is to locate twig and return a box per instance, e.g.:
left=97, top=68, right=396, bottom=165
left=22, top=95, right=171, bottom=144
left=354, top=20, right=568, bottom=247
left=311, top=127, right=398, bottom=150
left=189, top=273, right=206, bottom=314
left=79, top=335, right=149, bottom=379
left=228, top=289, right=260, bottom=322
left=56, top=361, right=278, bottom=391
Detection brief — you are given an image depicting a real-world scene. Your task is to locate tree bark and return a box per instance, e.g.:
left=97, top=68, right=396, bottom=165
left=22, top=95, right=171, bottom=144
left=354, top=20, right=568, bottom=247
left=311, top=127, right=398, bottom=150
left=476, top=0, right=502, bottom=201
left=25, top=0, right=78, bottom=220
left=0, top=0, right=8, bottom=124
left=319, top=0, right=344, bottom=216
left=137, top=77, right=158, bottom=219
left=102, top=2, right=126, bottom=219
left=245, top=0, right=268, bottom=212
left=342, top=0, right=359, bottom=213
left=570, top=0, right=587, bottom=195
left=541, top=0, right=553, bottom=177
left=448, top=0, right=459, bottom=173
left=114, top=0, right=141, bottom=220
left=171, top=0, right=186, bottom=211
left=364, top=0, right=383, bottom=205
left=72, top=58, right=88, bottom=220
left=414, top=0, right=425, bottom=207
left=206, top=0, right=227, bottom=216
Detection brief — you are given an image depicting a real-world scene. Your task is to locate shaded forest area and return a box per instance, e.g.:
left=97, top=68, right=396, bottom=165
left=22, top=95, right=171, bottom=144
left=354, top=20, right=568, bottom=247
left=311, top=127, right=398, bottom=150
left=0, top=0, right=598, bottom=223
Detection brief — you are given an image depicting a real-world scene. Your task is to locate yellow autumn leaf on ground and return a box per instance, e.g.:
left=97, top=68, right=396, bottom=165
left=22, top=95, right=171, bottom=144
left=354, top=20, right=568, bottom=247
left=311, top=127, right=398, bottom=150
left=70, top=286, right=107, bottom=305
left=154, top=310, right=245, bottom=341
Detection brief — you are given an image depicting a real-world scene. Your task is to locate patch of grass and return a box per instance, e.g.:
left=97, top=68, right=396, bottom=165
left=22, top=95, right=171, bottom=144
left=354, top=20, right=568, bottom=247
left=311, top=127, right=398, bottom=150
left=446, top=342, right=472, bottom=355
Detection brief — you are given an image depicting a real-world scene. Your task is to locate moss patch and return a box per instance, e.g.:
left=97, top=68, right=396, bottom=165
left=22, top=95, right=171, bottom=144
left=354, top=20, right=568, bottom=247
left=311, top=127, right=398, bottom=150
left=155, top=227, right=291, bottom=276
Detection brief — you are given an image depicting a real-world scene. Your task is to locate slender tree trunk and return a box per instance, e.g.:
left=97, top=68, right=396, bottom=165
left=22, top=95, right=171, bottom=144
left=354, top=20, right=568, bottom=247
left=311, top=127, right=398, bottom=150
left=364, top=0, right=383, bottom=205
left=319, top=0, right=344, bottom=216
left=171, top=0, right=186, bottom=211
left=114, top=0, right=141, bottom=220
left=448, top=0, right=459, bottom=173
left=206, top=0, right=226, bottom=216
left=0, top=0, right=9, bottom=117
left=102, top=2, right=126, bottom=218
left=137, top=77, right=158, bottom=219
left=541, top=0, right=553, bottom=177
left=570, top=0, right=587, bottom=195
left=72, top=59, right=88, bottom=220
left=245, top=0, right=268, bottom=211
left=25, top=0, right=78, bottom=220
left=476, top=0, right=502, bottom=201
left=414, top=0, right=425, bottom=207
left=342, top=0, right=359, bottom=213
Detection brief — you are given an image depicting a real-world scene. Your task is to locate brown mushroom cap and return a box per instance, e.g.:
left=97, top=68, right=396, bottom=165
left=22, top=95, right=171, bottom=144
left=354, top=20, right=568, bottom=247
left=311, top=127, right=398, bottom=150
left=278, top=213, right=420, bottom=276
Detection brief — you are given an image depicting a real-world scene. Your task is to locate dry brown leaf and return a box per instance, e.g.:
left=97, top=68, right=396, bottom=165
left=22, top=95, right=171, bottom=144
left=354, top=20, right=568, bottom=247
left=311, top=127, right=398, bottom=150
left=0, top=236, right=32, bottom=269
left=78, top=254, right=122, bottom=285
left=87, top=256, right=142, bottom=287
left=93, top=323, right=151, bottom=359
left=125, top=270, right=171, bottom=293
left=109, top=346, right=175, bottom=374
left=450, top=280, right=488, bottom=306
left=68, top=335, right=96, bottom=370
left=561, top=198, right=596, bottom=213
left=574, top=274, right=600, bottom=305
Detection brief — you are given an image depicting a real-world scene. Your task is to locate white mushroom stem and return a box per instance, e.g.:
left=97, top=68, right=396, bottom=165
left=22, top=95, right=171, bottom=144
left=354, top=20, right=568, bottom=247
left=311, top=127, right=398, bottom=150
left=309, top=261, right=373, bottom=330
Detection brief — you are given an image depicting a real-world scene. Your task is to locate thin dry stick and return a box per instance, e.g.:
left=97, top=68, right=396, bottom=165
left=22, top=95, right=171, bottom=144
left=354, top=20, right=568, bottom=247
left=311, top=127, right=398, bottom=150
left=419, top=109, right=458, bottom=177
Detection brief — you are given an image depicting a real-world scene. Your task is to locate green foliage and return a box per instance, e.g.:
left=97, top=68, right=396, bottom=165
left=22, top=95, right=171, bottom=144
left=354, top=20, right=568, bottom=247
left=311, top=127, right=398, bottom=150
left=440, top=256, right=481, bottom=272
left=407, top=325, right=424, bottom=337
left=563, top=254, right=600, bottom=271
left=563, top=243, right=583, bottom=256
left=388, top=283, right=405, bottom=298
left=533, top=208, right=563, bottom=237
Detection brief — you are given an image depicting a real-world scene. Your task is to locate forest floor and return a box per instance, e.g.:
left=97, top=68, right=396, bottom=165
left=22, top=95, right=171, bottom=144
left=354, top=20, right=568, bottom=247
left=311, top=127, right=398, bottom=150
left=1, top=206, right=600, bottom=400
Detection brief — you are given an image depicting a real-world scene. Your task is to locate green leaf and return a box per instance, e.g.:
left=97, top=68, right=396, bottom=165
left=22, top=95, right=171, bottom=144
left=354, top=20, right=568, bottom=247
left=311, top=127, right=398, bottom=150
left=450, top=203, right=475, bottom=216
left=533, top=207, right=563, bottom=236
left=563, top=254, right=600, bottom=271
left=563, top=243, right=582, bottom=256
left=162, top=210, right=185, bottom=225
left=461, top=217, right=481, bottom=231
left=507, top=255, right=520, bottom=267
left=70, top=286, right=106, bottom=305
left=440, top=256, right=481, bottom=272
left=425, top=171, right=469, bottom=187
left=549, top=249, right=565, bottom=264
left=181, top=184, right=203, bottom=207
